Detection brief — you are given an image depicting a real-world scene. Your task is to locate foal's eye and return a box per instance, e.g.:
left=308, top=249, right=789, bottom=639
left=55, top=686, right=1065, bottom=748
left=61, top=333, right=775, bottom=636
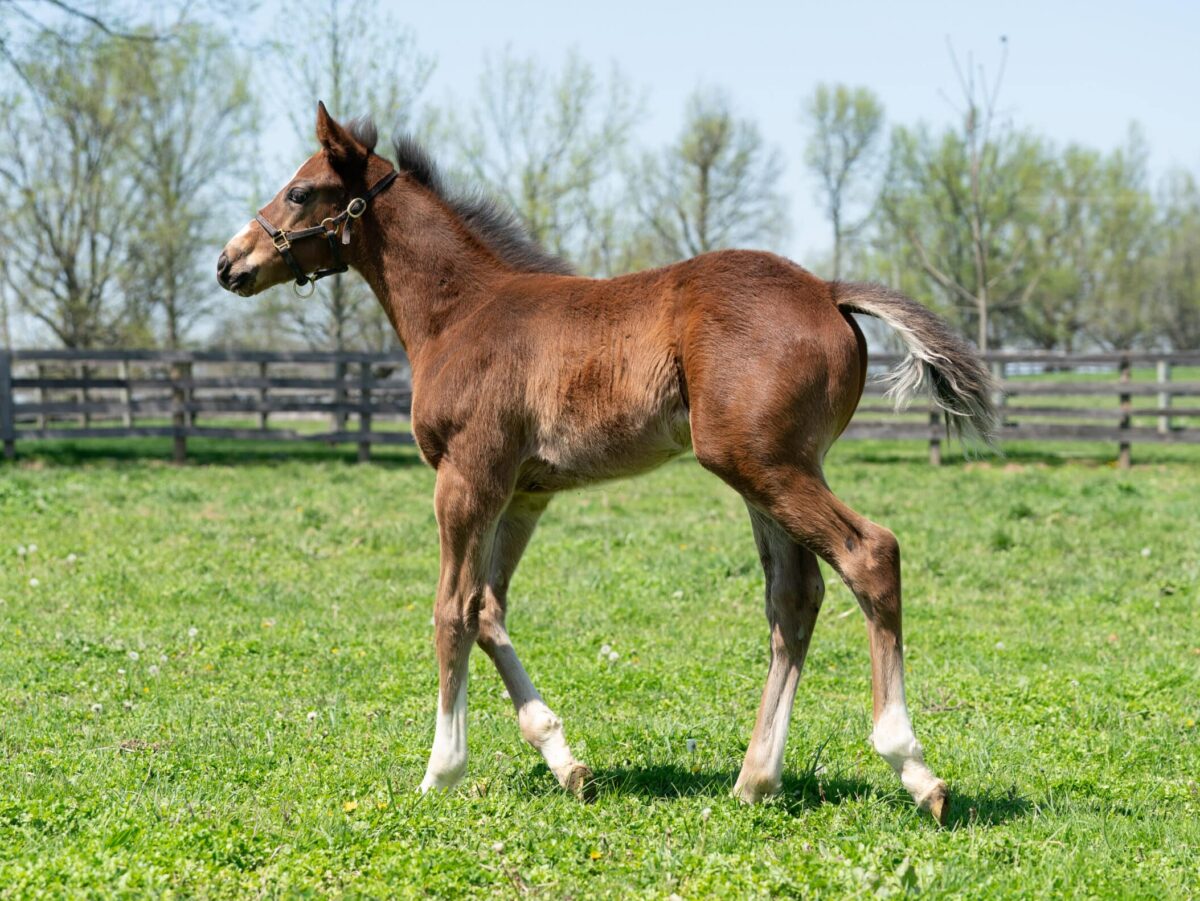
left=287, top=188, right=310, bottom=205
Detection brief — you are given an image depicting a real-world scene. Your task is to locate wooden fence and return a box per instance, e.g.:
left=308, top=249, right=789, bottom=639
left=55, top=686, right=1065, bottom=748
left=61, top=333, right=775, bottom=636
left=1, top=348, right=1198, bottom=467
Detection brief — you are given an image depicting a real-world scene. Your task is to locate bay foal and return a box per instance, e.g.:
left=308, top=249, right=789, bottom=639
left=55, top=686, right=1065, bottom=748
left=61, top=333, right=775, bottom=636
left=218, top=104, right=997, bottom=823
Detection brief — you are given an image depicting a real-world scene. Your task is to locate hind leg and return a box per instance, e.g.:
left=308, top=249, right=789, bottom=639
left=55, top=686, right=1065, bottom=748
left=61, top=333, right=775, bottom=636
left=733, top=505, right=825, bottom=803
left=702, top=448, right=947, bottom=821
left=757, top=470, right=948, bottom=821
left=475, top=493, right=594, bottom=800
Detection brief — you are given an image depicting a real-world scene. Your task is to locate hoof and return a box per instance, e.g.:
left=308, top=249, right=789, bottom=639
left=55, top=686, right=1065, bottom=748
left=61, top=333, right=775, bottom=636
left=563, top=764, right=597, bottom=803
left=923, top=782, right=950, bottom=826
left=732, top=772, right=780, bottom=805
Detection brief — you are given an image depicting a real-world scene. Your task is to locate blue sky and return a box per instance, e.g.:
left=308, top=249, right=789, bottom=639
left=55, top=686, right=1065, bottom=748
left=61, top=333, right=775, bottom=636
left=308, top=0, right=1200, bottom=264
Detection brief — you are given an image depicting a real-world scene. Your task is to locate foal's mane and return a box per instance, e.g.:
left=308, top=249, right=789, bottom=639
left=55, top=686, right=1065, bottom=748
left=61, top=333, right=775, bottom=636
left=346, top=118, right=572, bottom=276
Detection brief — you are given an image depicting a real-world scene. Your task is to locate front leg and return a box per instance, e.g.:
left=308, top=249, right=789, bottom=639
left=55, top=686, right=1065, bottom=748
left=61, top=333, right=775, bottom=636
left=419, top=461, right=511, bottom=794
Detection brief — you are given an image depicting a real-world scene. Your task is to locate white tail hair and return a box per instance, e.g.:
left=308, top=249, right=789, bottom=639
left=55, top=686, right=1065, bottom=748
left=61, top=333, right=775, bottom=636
left=835, top=282, right=1001, bottom=448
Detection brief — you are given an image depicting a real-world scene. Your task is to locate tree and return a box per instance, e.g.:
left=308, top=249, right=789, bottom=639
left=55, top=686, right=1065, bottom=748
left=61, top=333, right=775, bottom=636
left=634, top=88, right=787, bottom=263
left=455, top=48, right=643, bottom=276
left=801, top=83, right=885, bottom=279
left=0, top=29, right=144, bottom=347
left=878, top=42, right=1045, bottom=350
left=267, top=0, right=435, bottom=350
left=1155, top=170, right=1200, bottom=350
left=120, top=26, right=256, bottom=348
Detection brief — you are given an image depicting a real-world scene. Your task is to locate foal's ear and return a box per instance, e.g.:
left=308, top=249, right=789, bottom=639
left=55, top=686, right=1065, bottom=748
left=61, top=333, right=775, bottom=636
left=316, top=100, right=368, bottom=174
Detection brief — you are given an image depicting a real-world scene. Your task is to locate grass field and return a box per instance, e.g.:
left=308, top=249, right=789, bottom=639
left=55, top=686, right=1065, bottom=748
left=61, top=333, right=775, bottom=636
left=1, top=437, right=1198, bottom=898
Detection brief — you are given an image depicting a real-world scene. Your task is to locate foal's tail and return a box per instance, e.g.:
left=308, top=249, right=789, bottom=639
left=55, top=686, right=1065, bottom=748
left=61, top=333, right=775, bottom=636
left=834, top=281, right=1000, bottom=449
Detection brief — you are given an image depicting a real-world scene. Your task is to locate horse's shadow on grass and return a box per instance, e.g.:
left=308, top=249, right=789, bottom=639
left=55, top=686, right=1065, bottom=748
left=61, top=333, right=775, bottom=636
left=576, top=764, right=1031, bottom=827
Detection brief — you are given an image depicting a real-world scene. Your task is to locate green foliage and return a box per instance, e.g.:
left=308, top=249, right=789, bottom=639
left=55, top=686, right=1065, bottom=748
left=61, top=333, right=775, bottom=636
left=454, top=49, right=643, bottom=277
left=801, top=83, right=885, bottom=279
left=634, top=88, right=788, bottom=264
left=0, top=441, right=1197, bottom=895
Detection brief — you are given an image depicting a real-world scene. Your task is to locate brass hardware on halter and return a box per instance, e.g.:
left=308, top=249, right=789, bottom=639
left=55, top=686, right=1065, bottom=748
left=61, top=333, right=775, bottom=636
left=293, top=279, right=317, bottom=298
left=272, top=233, right=292, bottom=252
left=347, top=198, right=367, bottom=219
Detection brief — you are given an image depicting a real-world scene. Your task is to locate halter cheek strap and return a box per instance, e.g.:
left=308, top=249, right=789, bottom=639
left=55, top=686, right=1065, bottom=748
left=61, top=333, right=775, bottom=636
left=255, top=168, right=398, bottom=297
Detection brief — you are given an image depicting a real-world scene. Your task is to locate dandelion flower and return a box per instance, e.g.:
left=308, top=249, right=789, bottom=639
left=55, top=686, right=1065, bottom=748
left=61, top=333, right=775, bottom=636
left=90, top=703, right=102, bottom=714
left=148, top=665, right=160, bottom=677
left=342, top=800, right=358, bottom=813
left=127, top=651, right=139, bottom=662
left=599, top=643, right=612, bottom=656
left=492, top=841, right=505, bottom=854
left=306, top=710, right=318, bottom=723
left=117, top=668, right=125, bottom=676
left=28, top=544, right=37, bottom=554
left=28, top=578, right=39, bottom=588
left=701, top=806, right=712, bottom=821
left=686, top=739, right=697, bottom=754
left=1140, top=547, right=1152, bottom=557
left=607, top=650, right=619, bottom=662
left=16, top=545, right=26, bottom=557
left=122, top=700, right=133, bottom=711
left=66, top=553, right=78, bottom=565
left=187, top=627, right=199, bottom=639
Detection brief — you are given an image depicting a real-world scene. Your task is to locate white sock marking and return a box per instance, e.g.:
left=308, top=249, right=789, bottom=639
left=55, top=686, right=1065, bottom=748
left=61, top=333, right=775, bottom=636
left=870, top=703, right=943, bottom=804
left=420, top=676, right=468, bottom=793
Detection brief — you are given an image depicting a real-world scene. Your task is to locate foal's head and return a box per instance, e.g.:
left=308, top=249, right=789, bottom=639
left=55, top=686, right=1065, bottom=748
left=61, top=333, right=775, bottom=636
left=217, top=102, right=393, bottom=297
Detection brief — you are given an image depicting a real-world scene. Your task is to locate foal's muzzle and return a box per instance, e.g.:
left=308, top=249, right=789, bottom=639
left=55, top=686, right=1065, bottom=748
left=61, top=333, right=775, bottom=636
left=216, top=251, right=255, bottom=295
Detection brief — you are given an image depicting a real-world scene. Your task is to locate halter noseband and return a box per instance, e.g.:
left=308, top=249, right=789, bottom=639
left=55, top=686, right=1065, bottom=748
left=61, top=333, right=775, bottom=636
left=254, top=168, right=398, bottom=297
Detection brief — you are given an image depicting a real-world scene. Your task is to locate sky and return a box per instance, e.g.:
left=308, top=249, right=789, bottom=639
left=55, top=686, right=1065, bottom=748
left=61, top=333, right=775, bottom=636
left=253, top=0, right=1200, bottom=264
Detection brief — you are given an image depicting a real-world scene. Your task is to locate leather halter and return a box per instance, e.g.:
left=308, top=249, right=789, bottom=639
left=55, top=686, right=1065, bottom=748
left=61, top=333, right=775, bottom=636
left=254, top=169, right=398, bottom=297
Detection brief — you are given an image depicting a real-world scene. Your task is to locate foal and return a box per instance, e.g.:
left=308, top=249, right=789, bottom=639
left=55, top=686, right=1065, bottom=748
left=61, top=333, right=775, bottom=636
left=219, top=104, right=997, bottom=824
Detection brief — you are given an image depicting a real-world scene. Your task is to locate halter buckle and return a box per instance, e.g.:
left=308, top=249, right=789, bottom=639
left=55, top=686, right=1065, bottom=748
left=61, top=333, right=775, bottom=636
left=271, top=232, right=292, bottom=252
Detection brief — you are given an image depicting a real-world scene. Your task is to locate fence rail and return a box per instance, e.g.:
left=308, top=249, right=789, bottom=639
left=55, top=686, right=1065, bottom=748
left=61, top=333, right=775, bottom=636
left=1, top=348, right=1198, bottom=467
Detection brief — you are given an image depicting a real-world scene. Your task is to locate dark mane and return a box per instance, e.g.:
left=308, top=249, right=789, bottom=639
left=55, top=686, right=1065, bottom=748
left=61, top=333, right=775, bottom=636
left=387, top=131, right=573, bottom=276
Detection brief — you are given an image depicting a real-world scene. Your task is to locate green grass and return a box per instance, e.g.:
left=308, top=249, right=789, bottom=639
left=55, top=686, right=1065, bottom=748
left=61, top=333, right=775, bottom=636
left=1, top=438, right=1198, bottom=898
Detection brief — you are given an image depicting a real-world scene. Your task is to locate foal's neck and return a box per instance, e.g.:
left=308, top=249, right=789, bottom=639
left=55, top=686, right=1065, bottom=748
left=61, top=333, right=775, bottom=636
left=350, top=166, right=509, bottom=362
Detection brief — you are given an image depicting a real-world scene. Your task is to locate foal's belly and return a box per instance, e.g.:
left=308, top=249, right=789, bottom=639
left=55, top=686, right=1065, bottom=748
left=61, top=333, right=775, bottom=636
left=518, top=400, right=693, bottom=493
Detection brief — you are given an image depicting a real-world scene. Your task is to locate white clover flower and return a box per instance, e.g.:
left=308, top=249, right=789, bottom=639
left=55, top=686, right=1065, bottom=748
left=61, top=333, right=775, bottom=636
left=66, top=553, right=78, bottom=565
left=1140, top=547, right=1151, bottom=558
left=28, top=578, right=39, bottom=588
left=28, top=544, right=37, bottom=554
left=159, top=654, right=168, bottom=663
left=701, top=806, right=712, bottom=821
left=117, top=668, right=125, bottom=676
left=607, top=650, right=619, bottom=663
left=187, top=627, right=199, bottom=639
left=599, top=643, right=612, bottom=656
left=16, top=545, right=26, bottom=557
left=492, top=841, right=505, bottom=854
left=122, top=700, right=133, bottom=711
left=148, top=665, right=160, bottom=677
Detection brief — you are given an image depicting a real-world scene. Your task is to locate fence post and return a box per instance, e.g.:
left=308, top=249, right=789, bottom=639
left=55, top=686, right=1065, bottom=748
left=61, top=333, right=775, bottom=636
left=79, top=361, right=90, bottom=427
left=36, top=362, right=47, bottom=432
left=120, top=359, right=134, bottom=429
left=358, top=362, right=372, bottom=463
left=1118, top=356, right=1132, bottom=470
left=0, top=349, right=14, bottom=460
left=171, top=359, right=189, bottom=464
left=258, top=361, right=270, bottom=431
left=991, top=359, right=1006, bottom=428
left=1157, top=359, right=1172, bottom=435
left=928, top=408, right=942, bottom=466
left=333, top=357, right=348, bottom=432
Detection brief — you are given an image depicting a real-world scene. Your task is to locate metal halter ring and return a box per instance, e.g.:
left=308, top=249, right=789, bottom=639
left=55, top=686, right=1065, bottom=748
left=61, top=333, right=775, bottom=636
left=292, top=279, right=317, bottom=298
left=346, top=197, right=367, bottom=219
